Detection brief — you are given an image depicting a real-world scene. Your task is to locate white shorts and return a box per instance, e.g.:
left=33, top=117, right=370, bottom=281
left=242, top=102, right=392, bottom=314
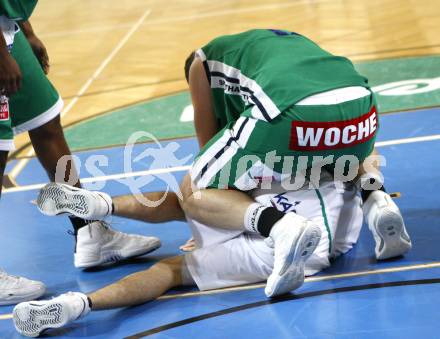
left=184, top=179, right=363, bottom=291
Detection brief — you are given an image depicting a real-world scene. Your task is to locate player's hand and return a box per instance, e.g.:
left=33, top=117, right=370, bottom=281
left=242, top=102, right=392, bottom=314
left=27, top=35, right=50, bottom=74
left=179, top=237, right=196, bottom=252
left=0, top=51, right=22, bottom=96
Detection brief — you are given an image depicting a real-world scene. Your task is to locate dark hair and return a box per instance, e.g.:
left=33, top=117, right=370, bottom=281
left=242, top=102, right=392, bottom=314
left=184, top=51, right=196, bottom=83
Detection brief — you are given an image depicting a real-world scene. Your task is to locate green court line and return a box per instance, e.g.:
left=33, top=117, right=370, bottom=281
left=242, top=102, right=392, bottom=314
left=64, top=55, right=440, bottom=151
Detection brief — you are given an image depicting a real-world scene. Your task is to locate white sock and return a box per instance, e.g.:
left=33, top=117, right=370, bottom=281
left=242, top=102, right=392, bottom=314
left=94, top=191, right=114, bottom=217
left=67, top=292, right=92, bottom=319
left=244, top=203, right=267, bottom=234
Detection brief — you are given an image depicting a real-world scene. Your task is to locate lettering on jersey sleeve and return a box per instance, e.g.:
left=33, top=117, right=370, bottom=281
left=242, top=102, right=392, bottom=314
left=289, top=107, right=377, bottom=151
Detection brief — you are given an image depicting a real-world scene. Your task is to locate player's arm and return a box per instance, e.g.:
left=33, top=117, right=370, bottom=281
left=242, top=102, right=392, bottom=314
left=188, top=57, right=218, bottom=148
left=0, top=32, right=21, bottom=95
left=18, top=20, right=49, bottom=74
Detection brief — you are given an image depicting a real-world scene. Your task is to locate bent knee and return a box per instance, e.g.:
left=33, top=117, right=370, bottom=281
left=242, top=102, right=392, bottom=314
left=179, top=174, right=199, bottom=216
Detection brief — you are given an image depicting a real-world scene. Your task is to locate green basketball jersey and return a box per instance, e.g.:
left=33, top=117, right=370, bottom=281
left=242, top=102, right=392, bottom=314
left=0, top=0, right=37, bottom=21
left=197, top=29, right=368, bottom=127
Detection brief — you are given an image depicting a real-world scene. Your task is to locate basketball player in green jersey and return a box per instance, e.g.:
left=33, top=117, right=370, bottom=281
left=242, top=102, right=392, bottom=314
left=180, top=29, right=411, bottom=297
left=0, top=0, right=160, bottom=305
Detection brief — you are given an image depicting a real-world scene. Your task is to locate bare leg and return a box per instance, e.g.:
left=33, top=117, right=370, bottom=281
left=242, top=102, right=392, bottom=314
left=113, top=192, right=185, bottom=223
left=89, top=256, right=184, bottom=309
left=180, top=174, right=252, bottom=231
left=0, top=151, right=7, bottom=197
left=29, top=115, right=81, bottom=188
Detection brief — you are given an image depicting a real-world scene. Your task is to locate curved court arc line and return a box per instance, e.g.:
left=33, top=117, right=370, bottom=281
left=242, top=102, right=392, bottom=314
left=2, top=261, right=440, bottom=322
left=126, top=278, right=440, bottom=338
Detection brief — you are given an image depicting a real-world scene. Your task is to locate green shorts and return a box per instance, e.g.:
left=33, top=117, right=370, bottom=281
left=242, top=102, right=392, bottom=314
left=191, top=93, right=378, bottom=190
left=0, top=30, right=62, bottom=151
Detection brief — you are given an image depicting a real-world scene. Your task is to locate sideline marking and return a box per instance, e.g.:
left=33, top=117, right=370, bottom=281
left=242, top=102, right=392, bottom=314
left=2, top=261, right=440, bottom=321
left=158, top=261, right=440, bottom=300
left=375, top=134, right=440, bottom=147
left=129, top=278, right=440, bottom=338
left=8, top=8, right=153, bottom=180
left=3, top=165, right=191, bottom=194
left=3, top=133, right=440, bottom=194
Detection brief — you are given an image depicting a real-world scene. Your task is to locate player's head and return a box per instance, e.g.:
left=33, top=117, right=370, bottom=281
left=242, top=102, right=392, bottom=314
left=184, top=51, right=196, bottom=83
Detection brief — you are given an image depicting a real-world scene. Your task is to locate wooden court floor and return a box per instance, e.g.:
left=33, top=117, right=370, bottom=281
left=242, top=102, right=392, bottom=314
left=9, top=0, right=440, bottom=157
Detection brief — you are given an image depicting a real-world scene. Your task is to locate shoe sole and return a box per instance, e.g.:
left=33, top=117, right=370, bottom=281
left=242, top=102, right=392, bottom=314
left=37, top=183, right=94, bottom=219
left=74, top=239, right=162, bottom=269
left=374, top=209, right=412, bottom=260
left=13, top=301, right=69, bottom=337
left=267, top=223, right=321, bottom=297
left=0, top=286, right=46, bottom=306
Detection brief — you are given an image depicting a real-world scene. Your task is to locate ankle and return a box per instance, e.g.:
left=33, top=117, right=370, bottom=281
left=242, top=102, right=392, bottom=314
left=69, top=216, right=90, bottom=234
left=357, top=173, right=386, bottom=203
left=244, top=203, right=285, bottom=237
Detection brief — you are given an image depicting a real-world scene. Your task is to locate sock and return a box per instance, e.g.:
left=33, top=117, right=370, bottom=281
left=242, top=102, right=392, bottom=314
left=257, top=207, right=286, bottom=237
left=87, top=296, right=93, bottom=310
left=358, top=173, right=386, bottom=203
left=111, top=202, right=115, bottom=214
left=244, top=203, right=285, bottom=237
left=69, top=216, right=90, bottom=234
left=361, top=182, right=386, bottom=202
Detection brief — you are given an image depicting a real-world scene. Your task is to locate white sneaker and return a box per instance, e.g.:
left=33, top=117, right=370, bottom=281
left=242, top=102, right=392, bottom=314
left=74, top=221, right=161, bottom=268
left=37, top=183, right=112, bottom=220
left=13, top=292, right=90, bottom=337
left=363, top=190, right=412, bottom=260
left=0, top=271, right=46, bottom=306
left=265, top=213, right=321, bottom=297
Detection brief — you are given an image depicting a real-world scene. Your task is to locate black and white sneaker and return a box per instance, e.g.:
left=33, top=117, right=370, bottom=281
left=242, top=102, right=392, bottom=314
left=0, top=270, right=46, bottom=306
left=13, top=292, right=90, bottom=337
left=37, top=183, right=112, bottom=220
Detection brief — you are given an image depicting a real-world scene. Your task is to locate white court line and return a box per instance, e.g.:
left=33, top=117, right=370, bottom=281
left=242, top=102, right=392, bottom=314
left=38, top=0, right=332, bottom=39
left=3, top=165, right=191, bottom=194
left=0, top=314, right=12, bottom=320
left=1, top=261, right=440, bottom=320
left=3, top=133, right=439, bottom=194
left=375, top=134, right=440, bottom=147
left=8, top=9, right=152, bottom=179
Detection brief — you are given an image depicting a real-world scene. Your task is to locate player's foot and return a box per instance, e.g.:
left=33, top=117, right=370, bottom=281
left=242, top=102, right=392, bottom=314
left=13, top=292, right=90, bottom=337
left=363, top=190, right=412, bottom=260
left=74, top=221, right=161, bottom=269
left=37, top=183, right=112, bottom=220
left=265, top=213, right=321, bottom=297
left=0, top=270, right=46, bottom=306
